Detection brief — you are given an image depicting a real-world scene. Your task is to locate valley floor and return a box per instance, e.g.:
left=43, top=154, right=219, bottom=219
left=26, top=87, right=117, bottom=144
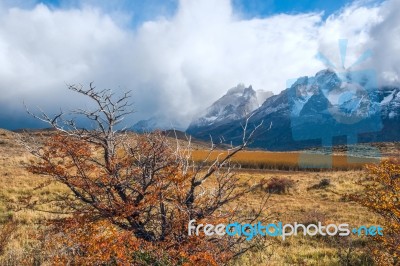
left=0, top=129, right=388, bottom=265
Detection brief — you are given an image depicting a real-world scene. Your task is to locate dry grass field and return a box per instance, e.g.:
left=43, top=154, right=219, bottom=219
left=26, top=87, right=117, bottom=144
left=0, top=128, right=394, bottom=265
left=229, top=170, right=380, bottom=265
left=191, top=150, right=381, bottom=171
left=0, top=129, right=70, bottom=264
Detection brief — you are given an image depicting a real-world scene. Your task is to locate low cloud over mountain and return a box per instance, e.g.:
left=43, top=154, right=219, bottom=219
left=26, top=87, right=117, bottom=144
left=0, top=0, right=399, bottom=129
left=187, top=69, right=400, bottom=150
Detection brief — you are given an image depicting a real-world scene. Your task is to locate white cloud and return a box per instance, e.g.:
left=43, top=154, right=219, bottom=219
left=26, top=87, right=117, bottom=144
left=0, top=0, right=398, bottom=129
left=315, top=2, right=383, bottom=75
left=369, top=0, right=400, bottom=85
left=0, top=4, right=127, bottom=108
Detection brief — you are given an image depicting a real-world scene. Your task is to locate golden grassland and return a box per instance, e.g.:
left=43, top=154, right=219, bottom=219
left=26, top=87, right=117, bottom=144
left=0, top=129, right=392, bottom=265
left=191, top=150, right=380, bottom=171
left=229, top=170, right=379, bottom=265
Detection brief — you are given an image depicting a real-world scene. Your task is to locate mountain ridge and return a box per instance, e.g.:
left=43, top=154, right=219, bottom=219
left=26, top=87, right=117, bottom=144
left=187, top=69, right=400, bottom=150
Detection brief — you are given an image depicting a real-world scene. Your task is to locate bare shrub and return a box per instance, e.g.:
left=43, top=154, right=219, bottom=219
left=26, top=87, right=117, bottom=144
left=266, top=177, right=295, bottom=194
left=308, top=178, right=331, bottom=190
left=21, top=83, right=269, bottom=265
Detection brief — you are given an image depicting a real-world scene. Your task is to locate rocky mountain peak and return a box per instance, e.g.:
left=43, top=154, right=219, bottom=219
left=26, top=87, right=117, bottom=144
left=187, top=84, right=273, bottom=132
left=186, top=69, right=400, bottom=150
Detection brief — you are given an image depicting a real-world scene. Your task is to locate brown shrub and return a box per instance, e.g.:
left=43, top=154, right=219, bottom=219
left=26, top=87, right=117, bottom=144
left=266, top=177, right=295, bottom=194
left=308, top=178, right=331, bottom=190
left=352, top=159, right=400, bottom=265
left=23, top=84, right=268, bottom=265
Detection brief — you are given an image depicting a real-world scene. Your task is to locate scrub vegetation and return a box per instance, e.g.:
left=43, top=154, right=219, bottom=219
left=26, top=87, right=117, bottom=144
left=0, top=85, right=398, bottom=265
left=1, top=127, right=398, bottom=265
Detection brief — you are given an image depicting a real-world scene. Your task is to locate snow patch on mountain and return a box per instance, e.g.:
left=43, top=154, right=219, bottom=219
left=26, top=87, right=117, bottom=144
left=131, top=115, right=185, bottom=132
left=381, top=90, right=395, bottom=104
left=186, top=69, right=400, bottom=150
left=188, top=84, right=273, bottom=129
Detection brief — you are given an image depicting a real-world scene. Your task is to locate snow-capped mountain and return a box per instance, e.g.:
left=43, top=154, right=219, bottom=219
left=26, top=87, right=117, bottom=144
left=378, top=86, right=400, bottom=119
left=186, top=69, right=400, bottom=150
left=131, top=115, right=185, bottom=132
left=187, top=84, right=273, bottom=134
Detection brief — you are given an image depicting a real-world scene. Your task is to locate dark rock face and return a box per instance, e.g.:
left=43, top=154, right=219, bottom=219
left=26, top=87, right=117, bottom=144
left=186, top=69, right=400, bottom=150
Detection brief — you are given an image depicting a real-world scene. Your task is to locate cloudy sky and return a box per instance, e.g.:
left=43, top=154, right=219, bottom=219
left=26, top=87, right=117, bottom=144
left=0, top=0, right=399, bottom=129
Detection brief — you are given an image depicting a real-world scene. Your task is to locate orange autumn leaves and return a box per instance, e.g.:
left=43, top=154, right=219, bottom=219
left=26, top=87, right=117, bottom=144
left=353, top=159, right=400, bottom=265
left=27, top=132, right=258, bottom=265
